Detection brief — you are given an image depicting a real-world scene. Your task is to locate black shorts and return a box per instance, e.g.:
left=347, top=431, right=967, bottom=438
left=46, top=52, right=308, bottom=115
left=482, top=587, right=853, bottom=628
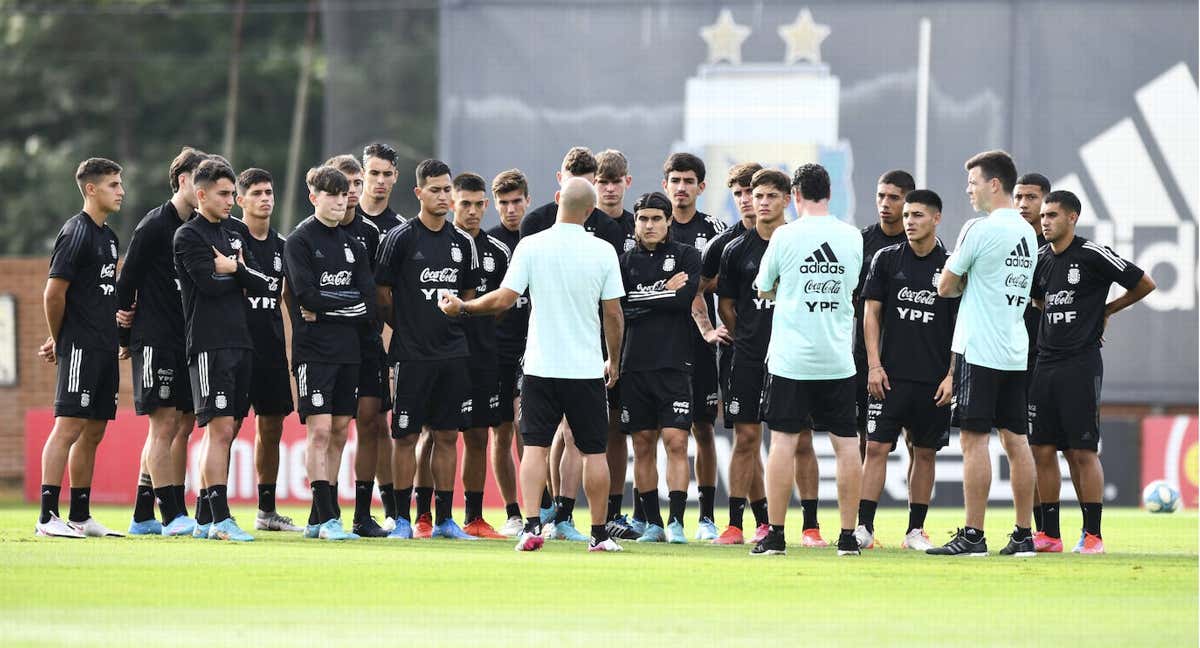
left=250, top=363, right=294, bottom=417
left=620, top=369, right=693, bottom=432
left=189, top=349, right=253, bottom=427
left=497, top=362, right=522, bottom=423
left=725, top=360, right=766, bottom=424
left=358, top=343, right=392, bottom=412
left=866, top=380, right=951, bottom=450
left=761, top=374, right=857, bottom=437
left=295, top=362, right=359, bottom=423
left=520, top=375, right=608, bottom=454
left=717, top=345, right=733, bottom=429
left=1028, top=353, right=1102, bottom=451
left=957, top=361, right=1027, bottom=434
left=132, top=345, right=193, bottom=415
left=54, top=345, right=119, bottom=421
left=468, top=361, right=502, bottom=429
left=691, top=340, right=719, bottom=425
left=950, top=354, right=966, bottom=428
left=392, top=358, right=471, bottom=437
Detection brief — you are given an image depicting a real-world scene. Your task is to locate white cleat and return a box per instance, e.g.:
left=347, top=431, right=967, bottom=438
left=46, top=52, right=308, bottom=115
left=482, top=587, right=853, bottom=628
left=69, top=517, right=125, bottom=537
left=499, top=516, right=524, bottom=538
left=380, top=517, right=397, bottom=533
left=588, top=538, right=624, bottom=552
left=35, top=513, right=85, bottom=538
left=902, top=528, right=935, bottom=551
left=255, top=510, right=302, bottom=532
left=853, top=524, right=875, bottom=550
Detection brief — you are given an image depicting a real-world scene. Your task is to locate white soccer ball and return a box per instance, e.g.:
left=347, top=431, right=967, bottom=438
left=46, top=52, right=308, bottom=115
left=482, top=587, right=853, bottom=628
left=1142, top=480, right=1181, bottom=513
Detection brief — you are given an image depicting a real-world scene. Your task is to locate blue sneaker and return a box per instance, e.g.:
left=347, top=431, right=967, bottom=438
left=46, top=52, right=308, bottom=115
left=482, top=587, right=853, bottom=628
left=208, top=518, right=254, bottom=542
left=696, top=517, right=719, bottom=541
left=432, top=519, right=477, bottom=540
left=128, top=518, right=163, bottom=536
left=637, top=523, right=666, bottom=543
left=387, top=517, right=413, bottom=539
left=192, top=522, right=211, bottom=539
left=666, top=520, right=688, bottom=544
left=1072, top=529, right=1087, bottom=553
left=549, top=520, right=588, bottom=542
left=318, top=519, right=358, bottom=541
left=303, top=524, right=320, bottom=539
left=161, top=515, right=197, bottom=537
left=630, top=518, right=647, bottom=535
left=539, top=505, right=556, bottom=525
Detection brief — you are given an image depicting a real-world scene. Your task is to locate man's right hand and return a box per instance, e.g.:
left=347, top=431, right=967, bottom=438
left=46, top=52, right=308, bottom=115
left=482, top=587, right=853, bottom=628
left=38, top=337, right=55, bottom=364
left=604, top=359, right=619, bottom=389
left=867, top=366, right=890, bottom=400
left=212, top=247, right=238, bottom=274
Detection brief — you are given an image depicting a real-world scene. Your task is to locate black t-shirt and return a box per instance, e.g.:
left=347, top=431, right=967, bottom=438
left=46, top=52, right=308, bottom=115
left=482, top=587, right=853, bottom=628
left=1031, top=236, right=1144, bottom=363
left=357, top=204, right=404, bottom=238
left=520, top=201, right=625, bottom=256
left=1024, top=233, right=1049, bottom=369
left=464, top=230, right=512, bottom=368
left=701, top=220, right=747, bottom=280
left=861, top=242, right=959, bottom=384
left=375, top=217, right=480, bottom=363
left=854, top=223, right=907, bottom=367
left=48, top=211, right=120, bottom=353
left=241, top=227, right=288, bottom=368
left=672, top=211, right=727, bottom=353
left=488, top=224, right=529, bottom=365
left=283, top=216, right=375, bottom=366
left=619, top=240, right=702, bottom=372
left=116, top=201, right=187, bottom=351
left=717, top=228, right=773, bottom=365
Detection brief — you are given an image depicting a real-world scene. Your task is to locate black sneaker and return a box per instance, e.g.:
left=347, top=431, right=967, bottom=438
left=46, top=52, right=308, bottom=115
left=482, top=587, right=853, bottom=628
left=926, top=528, right=988, bottom=556
left=352, top=517, right=389, bottom=538
left=998, top=530, right=1036, bottom=557
left=749, top=531, right=786, bottom=556
left=837, top=532, right=861, bottom=556
left=605, top=514, right=642, bottom=541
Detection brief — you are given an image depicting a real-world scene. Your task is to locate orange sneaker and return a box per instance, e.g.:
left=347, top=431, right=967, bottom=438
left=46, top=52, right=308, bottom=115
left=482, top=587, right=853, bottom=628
left=749, top=523, right=770, bottom=544
left=1078, top=532, right=1105, bottom=554
left=463, top=518, right=506, bottom=539
left=712, top=525, right=745, bottom=545
left=413, top=512, right=433, bottom=539
left=1033, top=531, right=1063, bottom=553
left=800, top=528, right=829, bottom=547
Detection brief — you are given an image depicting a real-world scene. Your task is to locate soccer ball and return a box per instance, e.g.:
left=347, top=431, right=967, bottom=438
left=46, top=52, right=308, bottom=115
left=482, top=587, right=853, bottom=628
left=1142, top=480, right=1181, bottom=513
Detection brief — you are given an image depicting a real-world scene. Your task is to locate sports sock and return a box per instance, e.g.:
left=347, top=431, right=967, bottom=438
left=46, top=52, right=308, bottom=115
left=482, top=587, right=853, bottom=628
left=632, top=492, right=646, bottom=523
left=331, top=482, right=341, bottom=519
left=133, top=473, right=155, bottom=523
left=539, top=487, right=553, bottom=510
left=768, top=524, right=785, bottom=539
left=1013, top=526, right=1032, bottom=542
left=208, top=484, right=231, bottom=522
left=173, top=484, right=188, bottom=518
left=378, top=483, right=397, bottom=520
left=353, top=480, right=373, bottom=523
left=907, top=503, right=929, bottom=533
left=434, top=490, right=453, bottom=525
left=505, top=502, right=521, bottom=519
left=606, top=493, right=623, bottom=521
left=1033, top=502, right=1045, bottom=532
left=1082, top=502, right=1102, bottom=538
left=307, top=497, right=319, bottom=526
left=964, top=526, right=984, bottom=543
left=68, top=487, right=91, bottom=523
left=554, top=497, right=576, bottom=525
left=257, top=483, right=276, bottom=513
left=396, top=486, right=412, bottom=521
left=728, top=496, right=747, bottom=529
left=311, top=480, right=334, bottom=524
left=1043, top=501, right=1062, bottom=539
left=195, top=487, right=212, bottom=525
left=524, top=516, right=541, bottom=535
left=39, top=484, right=61, bottom=524
left=698, top=485, right=716, bottom=522
left=590, top=524, right=610, bottom=543
left=668, top=490, right=687, bottom=525
left=154, top=486, right=179, bottom=523
left=801, top=499, right=819, bottom=530
left=637, top=490, right=663, bottom=527
left=857, top=499, right=878, bottom=534
left=415, top=486, right=434, bottom=518
left=464, top=491, right=484, bottom=523
left=750, top=498, right=768, bottom=526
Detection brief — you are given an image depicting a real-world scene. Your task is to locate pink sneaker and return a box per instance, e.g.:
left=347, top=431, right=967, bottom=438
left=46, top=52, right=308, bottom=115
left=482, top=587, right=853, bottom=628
left=588, top=538, right=623, bottom=552
left=1033, top=531, right=1063, bottom=553
left=801, top=528, right=829, bottom=547
left=750, top=523, right=770, bottom=544
left=1078, top=532, right=1105, bottom=555
left=514, top=531, right=544, bottom=552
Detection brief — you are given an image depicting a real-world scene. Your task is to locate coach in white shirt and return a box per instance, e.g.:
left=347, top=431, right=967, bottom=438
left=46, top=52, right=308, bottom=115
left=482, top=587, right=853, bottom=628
left=439, top=177, right=626, bottom=552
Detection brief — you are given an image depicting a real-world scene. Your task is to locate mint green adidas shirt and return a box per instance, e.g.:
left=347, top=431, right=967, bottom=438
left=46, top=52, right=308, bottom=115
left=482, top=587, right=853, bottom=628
left=754, top=215, right=862, bottom=381
left=946, top=208, right=1037, bottom=371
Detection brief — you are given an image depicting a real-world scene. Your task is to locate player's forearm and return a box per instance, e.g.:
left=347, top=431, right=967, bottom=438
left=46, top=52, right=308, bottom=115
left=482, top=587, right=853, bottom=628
left=464, top=288, right=518, bottom=316
left=864, top=302, right=884, bottom=369
left=938, top=272, right=964, bottom=298
left=1105, top=275, right=1156, bottom=317
left=718, top=299, right=737, bottom=337
left=691, top=292, right=714, bottom=336
left=43, top=283, right=66, bottom=342
left=602, top=310, right=624, bottom=369
left=376, top=286, right=394, bottom=327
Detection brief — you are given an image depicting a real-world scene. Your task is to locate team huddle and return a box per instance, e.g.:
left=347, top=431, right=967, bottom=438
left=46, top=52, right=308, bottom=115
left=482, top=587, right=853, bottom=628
left=35, top=143, right=1155, bottom=556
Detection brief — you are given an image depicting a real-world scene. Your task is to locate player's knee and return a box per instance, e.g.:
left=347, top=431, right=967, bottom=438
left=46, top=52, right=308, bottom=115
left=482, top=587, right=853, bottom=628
left=631, top=433, right=655, bottom=457
left=433, top=430, right=458, bottom=448
left=464, top=429, right=488, bottom=451
left=865, top=441, right=891, bottom=461
left=913, top=447, right=936, bottom=464
left=663, top=433, right=687, bottom=458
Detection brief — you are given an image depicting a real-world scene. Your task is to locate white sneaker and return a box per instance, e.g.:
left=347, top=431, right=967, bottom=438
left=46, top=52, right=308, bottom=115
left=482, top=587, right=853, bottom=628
left=380, top=516, right=397, bottom=532
left=499, top=516, right=524, bottom=538
left=588, top=537, right=624, bottom=552
left=68, top=517, right=124, bottom=537
left=902, top=528, right=934, bottom=551
left=35, top=513, right=85, bottom=538
left=255, top=510, right=302, bottom=532
left=853, top=524, right=875, bottom=549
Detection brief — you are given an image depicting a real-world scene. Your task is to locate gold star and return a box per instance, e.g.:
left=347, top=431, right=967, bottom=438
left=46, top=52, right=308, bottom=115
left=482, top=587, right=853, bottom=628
left=778, top=8, right=831, bottom=64
left=700, top=9, right=751, bottom=65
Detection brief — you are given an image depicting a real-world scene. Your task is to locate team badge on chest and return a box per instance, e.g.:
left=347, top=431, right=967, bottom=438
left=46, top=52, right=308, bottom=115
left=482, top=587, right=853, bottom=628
left=663, top=256, right=676, bottom=272
left=274, top=254, right=282, bottom=272
left=451, top=246, right=463, bottom=263
left=695, top=236, right=707, bottom=250
left=624, top=238, right=635, bottom=252
left=1067, top=265, right=1080, bottom=285
left=483, top=255, right=495, bottom=273
left=110, top=242, right=118, bottom=258
left=932, top=269, right=941, bottom=288
left=344, top=246, right=355, bottom=264
left=229, top=237, right=242, bottom=251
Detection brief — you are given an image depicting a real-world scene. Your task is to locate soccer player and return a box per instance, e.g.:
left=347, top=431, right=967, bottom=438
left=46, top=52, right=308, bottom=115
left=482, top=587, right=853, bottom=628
left=752, top=165, right=863, bottom=557
left=661, top=152, right=726, bottom=539
left=619, top=192, right=702, bottom=544
left=856, top=189, right=957, bottom=552
left=488, top=169, right=534, bottom=536
left=438, top=177, right=626, bottom=553
left=376, top=159, right=480, bottom=540
left=1029, top=190, right=1155, bottom=554
left=35, top=158, right=125, bottom=538
left=233, top=168, right=301, bottom=533
left=173, top=159, right=272, bottom=542
left=452, top=172, right=512, bottom=539
left=931, top=150, right=1038, bottom=557
left=116, top=147, right=205, bottom=537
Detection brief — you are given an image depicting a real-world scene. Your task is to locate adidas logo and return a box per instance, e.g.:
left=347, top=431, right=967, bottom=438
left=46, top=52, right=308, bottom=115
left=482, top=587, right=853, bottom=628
left=1006, top=238, right=1034, bottom=268
left=314, top=249, right=324, bottom=258
left=799, top=242, right=845, bottom=274
left=413, top=251, right=425, bottom=260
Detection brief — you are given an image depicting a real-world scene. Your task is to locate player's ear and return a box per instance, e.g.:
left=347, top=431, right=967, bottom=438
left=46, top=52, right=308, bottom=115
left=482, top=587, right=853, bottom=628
left=624, top=175, right=632, bottom=189
left=308, top=192, right=317, bottom=207
left=697, top=180, right=706, bottom=194
left=554, top=190, right=561, bottom=205
left=235, top=193, right=245, bottom=208
left=412, top=185, right=423, bottom=201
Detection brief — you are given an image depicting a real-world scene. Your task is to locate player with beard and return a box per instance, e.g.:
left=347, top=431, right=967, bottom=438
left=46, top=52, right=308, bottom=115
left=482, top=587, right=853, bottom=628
left=35, top=158, right=125, bottom=538
left=376, top=159, right=480, bottom=540
left=661, top=153, right=726, bottom=540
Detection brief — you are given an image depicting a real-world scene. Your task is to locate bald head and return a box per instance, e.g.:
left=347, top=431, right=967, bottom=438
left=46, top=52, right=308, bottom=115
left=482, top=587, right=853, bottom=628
left=556, top=176, right=596, bottom=224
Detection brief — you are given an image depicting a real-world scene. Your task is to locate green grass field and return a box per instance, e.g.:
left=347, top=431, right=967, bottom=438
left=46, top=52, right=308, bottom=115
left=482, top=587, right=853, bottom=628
left=1, top=505, right=1195, bottom=647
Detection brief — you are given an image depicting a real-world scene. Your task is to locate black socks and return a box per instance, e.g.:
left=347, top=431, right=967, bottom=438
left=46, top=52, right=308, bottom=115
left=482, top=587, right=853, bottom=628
left=698, top=485, right=716, bottom=521
left=800, top=499, right=819, bottom=530
left=39, top=484, right=61, bottom=524
left=728, top=496, right=747, bottom=529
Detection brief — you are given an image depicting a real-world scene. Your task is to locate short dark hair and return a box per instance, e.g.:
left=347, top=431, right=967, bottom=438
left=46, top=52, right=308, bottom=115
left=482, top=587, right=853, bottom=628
left=877, top=169, right=916, bottom=193
left=633, top=191, right=672, bottom=217
left=76, top=157, right=122, bottom=193
left=192, top=158, right=237, bottom=189
left=751, top=168, right=791, bottom=194
left=306, top=166, right=349, bottom=195
left=561, top=147, right=598, bottom=177
left=362, top=142, right=399, bottom=167
left=726, top=162, right=763, bottom=188
left=236, top=168, right=273, bottom=193
left=453, top=172, right=487, bottom=194
left=1043, top=190, right=1082, bottom=216
left=415, top=159, right=451, bottom=187
left=324, top=154, right=362, bottom=176
left=663, top=152, right=706, bottom=183
left=491, top=169, right=528, bottom=197
left=169, top=146, right=208, bottom=192
left=965, top=150, right=1018, bottom=194
left=1015, top=172, right=1051, bottom=194
left=595, top=149, right=629, bottom=180
left=791, top=163, right=831, bottom=201
left=905, top=189, right=942, bottom=212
